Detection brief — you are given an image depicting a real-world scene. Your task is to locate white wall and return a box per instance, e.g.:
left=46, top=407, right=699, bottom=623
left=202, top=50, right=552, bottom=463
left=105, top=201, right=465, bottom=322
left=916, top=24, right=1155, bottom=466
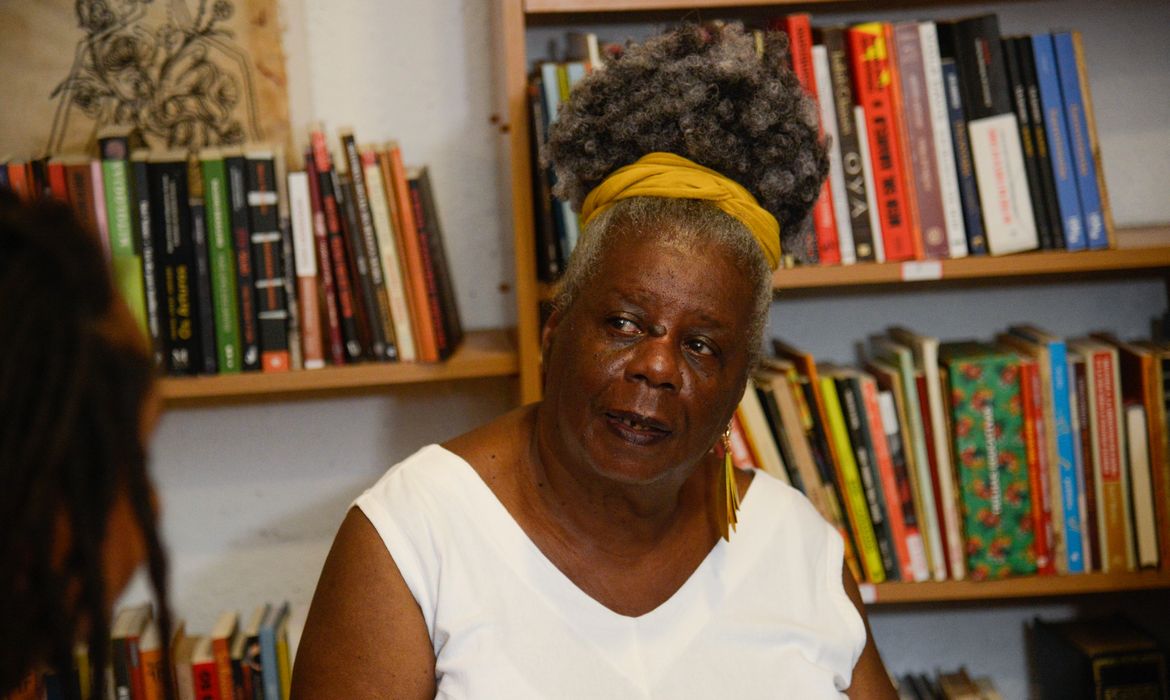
left=121, top=0, right=1170, bottom=698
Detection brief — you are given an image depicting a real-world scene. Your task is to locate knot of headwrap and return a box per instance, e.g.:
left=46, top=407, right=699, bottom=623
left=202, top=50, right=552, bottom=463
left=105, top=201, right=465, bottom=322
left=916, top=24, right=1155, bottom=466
left=579, top=152, right=781, bottom=270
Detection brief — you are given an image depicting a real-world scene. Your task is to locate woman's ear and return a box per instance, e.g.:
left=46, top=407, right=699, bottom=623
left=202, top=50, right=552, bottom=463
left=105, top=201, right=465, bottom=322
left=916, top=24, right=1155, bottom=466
left=540, top=306, right=564, bottom=367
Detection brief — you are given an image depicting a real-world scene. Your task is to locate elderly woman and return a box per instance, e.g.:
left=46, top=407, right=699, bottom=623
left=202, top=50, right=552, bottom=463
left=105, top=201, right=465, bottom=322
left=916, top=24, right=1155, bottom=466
left=293, top=23, right=897, bottom=699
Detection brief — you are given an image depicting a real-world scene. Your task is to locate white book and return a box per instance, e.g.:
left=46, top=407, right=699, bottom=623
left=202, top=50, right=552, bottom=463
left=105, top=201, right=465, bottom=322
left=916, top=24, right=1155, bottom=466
left=813, top=44, right=855, bottom=265
left=287, top=172, right=325, bottom=369
left=854, top=105, right=886, bottom=263
left=968, top=112, right=1039, bottom=255
left=918, top=21, right=968, bottom=258
left=363, top=157, right=417, bottom=362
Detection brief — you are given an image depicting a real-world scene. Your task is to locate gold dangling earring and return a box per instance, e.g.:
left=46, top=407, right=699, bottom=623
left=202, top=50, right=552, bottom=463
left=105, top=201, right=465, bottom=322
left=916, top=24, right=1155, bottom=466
left=716, top=425, right=741, bottom=541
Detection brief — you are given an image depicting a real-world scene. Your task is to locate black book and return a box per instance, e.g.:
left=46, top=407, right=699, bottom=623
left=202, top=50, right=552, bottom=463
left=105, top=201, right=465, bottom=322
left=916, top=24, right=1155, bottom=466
left=130, top=150, right=166, bottom=369
left=410, top=167, right=463, bottom=358
left=755, top=382, right=801, bottom=490
left=147, top=153, right=202, bottom=375
left=334, top=170, right=376, bottom=360
left=1003, top=37, right=1055, bottom=250
left=186, top=158, right=218, bottom=374
left=1016, top=35, right=1066, bottom=249
left=340, top=132, right=397, bottom=362
left=834, top=369, right=898, bottom=581
left=245, top=149, right=291, bottom=372
left=528, top=74, right=563, bottom=281
left=1031, top=616, right=1168, bottom=699
left=225, top=151, right=262, bottom=371
left=312, top=152, right=364, bottom=363
left=818, top=26, right=877, bottom=262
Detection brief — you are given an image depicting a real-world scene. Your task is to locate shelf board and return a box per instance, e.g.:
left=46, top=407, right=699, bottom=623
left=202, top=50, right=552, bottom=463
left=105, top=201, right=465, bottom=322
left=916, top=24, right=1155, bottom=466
left=526, top=0, right=845, bottom=13
left=863, top=570, right=1170, bottom=606
left=773, top=226, right=1170, bottom=291
left=159, top=328, right=518, bottom=406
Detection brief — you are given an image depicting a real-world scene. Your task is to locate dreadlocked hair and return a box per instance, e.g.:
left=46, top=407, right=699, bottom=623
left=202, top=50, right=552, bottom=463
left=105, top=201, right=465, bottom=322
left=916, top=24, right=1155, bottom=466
left=547, top=21, right=828, bottom=257
left=0, top=189, right=174, bottom=699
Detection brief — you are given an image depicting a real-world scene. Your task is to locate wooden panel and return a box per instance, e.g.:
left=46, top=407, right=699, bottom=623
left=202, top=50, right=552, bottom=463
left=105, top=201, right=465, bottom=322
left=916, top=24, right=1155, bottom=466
left=865, top=570, right=1170, bottom=605
left=159, top=328, right=518, bottom=406
left=773, top=226, right=1170, bottom=291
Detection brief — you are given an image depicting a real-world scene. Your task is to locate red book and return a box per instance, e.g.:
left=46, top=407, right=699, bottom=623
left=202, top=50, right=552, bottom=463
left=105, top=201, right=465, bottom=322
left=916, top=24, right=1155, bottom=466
left=190, top=636, right=222, bottom=700
left=47, top=160, right=69, bottom=201
left=846, top=23, right=918, bottom=261
left=776, top=13, right=840, bottom=265
left=6, top=161, right=30, bottom=200
left=385, top=141, right=439, bottom=362
left=1017, top=354, right=1055, bottom=574
left=304, top=147, right=345, bottom=366
left=859, top=372, right=916, bottom=581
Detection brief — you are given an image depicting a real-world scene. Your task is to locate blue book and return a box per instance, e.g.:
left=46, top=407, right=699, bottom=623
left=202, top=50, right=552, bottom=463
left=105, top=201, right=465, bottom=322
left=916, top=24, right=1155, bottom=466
left=1052, top=32, right=1106, bottom=250
left=1031, top=34, right=1085, bottom=252
left=1009, top=325, right=1085, bottom=573
left=258, top=601, right=290, bottom=700
left=941, top=58, right=987, bottom=256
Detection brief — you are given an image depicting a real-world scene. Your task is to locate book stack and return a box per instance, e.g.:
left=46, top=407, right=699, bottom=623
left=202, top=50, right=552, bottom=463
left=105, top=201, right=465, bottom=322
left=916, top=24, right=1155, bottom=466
left=9, top=602, right=293, bottom=700
left=527, top=14, right=1113, bottom=275
left=0, top=126, right=464, bottom=374
left=737, top=328, right=1169, bottom=584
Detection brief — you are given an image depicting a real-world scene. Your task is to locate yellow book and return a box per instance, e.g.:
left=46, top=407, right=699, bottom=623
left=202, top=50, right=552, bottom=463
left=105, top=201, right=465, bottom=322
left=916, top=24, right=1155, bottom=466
left=820, top=374, right=886, bottom=583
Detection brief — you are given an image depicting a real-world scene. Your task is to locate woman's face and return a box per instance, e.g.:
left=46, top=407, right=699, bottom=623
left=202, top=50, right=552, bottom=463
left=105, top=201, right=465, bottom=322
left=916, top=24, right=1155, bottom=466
left=541, top=229, right=757, bottom=486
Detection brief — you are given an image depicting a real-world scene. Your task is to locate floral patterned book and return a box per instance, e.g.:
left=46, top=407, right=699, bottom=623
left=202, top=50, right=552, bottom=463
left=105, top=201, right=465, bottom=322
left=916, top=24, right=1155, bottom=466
left=940, top=342, right=1037, bottom=580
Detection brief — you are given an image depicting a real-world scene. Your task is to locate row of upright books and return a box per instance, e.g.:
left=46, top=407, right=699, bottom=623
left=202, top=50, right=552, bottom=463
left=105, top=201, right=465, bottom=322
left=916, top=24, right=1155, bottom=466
left=6, top=602, right=291, bottom=700
left=528, top=13, right=1112, bottom=279
left=740, top=327, right=1168, bottom=584
left=1, top=125, right=463, bottom=375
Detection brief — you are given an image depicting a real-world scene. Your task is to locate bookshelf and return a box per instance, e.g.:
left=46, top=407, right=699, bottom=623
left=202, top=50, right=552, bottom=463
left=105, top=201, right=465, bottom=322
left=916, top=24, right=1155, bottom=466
left=158, top=328, right=518, bottom=407
left=866, top=569, right=1170, bottom=606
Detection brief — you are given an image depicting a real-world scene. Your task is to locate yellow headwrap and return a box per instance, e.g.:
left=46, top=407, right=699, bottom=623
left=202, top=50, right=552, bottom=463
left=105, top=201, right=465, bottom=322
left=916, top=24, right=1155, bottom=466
left=579, top=152, right=781, bottom=270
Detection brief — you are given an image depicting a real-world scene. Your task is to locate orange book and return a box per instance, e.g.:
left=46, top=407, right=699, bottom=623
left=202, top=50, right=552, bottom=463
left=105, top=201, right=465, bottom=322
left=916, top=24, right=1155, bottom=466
left=6, top=162, right=30, bottom=200
left=383, top=141, right=438, bottom=362
left=858, top=372, right=915, bottom=580
left=882, top=22, right=925, bottom=260
left=139, top=618, right=165, bottom=700
left=46, top=159, right=69, bottom=201
left=1017, top=354, right=1055, bottom=574
left=846, top=23, right=917, bottom=261
left=210, top=611, right=239, bottom=700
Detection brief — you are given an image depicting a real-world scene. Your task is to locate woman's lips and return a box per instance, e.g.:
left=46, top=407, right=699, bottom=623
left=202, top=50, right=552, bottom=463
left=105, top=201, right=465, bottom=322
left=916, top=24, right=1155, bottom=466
left=604, top=410, right=671, bottom=445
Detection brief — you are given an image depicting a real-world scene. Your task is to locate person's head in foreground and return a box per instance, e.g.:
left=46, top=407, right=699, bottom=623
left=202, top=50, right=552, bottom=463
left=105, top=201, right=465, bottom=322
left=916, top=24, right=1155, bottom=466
left=0, top=190, right=171, bottom=698
left=294, top=22, right=896, bottom=699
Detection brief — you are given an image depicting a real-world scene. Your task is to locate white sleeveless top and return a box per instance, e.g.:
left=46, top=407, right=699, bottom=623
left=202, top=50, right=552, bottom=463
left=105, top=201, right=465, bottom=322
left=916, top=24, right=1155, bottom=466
left=356, top=445, right=866, bottom=699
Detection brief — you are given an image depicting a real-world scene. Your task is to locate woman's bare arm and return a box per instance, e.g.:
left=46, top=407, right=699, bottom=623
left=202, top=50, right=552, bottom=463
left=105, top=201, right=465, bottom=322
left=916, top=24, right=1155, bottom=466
left=290, top=508, right=436, bottom=700
left=842, top=566, right=899, bottom=700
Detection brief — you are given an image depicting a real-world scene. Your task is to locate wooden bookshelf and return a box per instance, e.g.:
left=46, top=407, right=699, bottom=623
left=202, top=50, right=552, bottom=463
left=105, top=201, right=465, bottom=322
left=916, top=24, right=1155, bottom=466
left=865, top=570, right=1170, bottom=606
left=774, top=226, right=1170, bottom=291
left=159, top=328, right=518, bottom=406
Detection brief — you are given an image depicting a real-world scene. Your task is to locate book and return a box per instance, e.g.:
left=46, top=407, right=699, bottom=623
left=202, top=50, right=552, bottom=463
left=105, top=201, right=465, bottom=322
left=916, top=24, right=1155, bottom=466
left=1030, top=34, right=1085, bottom=252
left=224, top=151, right=262, bottom=371
left=385, top=141, right=440, bottom=362
left=98, top=140, right=150, bottom=338
left=190, top=636, right=221, bottom=700
left=1008, top=324, right=1086, bottom=573
left=1002, top=36, right=1056, bottom=250
left=940, top=342, right=1036, bottom=579
left=918, top=21, right=968, bottom=259
left=209, top=611, right=238, bottom=700
left=245, top=149, right=292, bottom=373
left=888, top=327, right=966, bottom=579
left=812, top=44, right=855, bottom=265
left=90, top=159, right=112, bottom=259
left=892, top=22, right=949, bottom=260
left=273, top=150, right=301, bottom=371
left=186, top=157, right=219, bottom=375
left=847, top=22, right=918, bottom=261
left=854, top=105, right=887, bottom=261
left=303, top=146, right=345, bottom=366
left=200, top=150, right=242, bottom=373
left=286, top=171, right=325, bottom=369
left=758, top=365, right=833, bottom=520
left=1069, top=338, right=1134, bottom=572
left=258, top=602, right=290, bottom=700
left=1124, top=403, right=1160, bottom=568
left=147, top=152, right=202, bottom=375
left=334, top=168, right=376, bottom=360
left=1135, top=340, right=1170, bottom=569
left=361, top=148, right=416, bottom=362
left=138, top=618, right=164, bottom=700
left=1069, top=30, right=1116, bottom=248
left=111, top=603, right=152, bottom=700
left=736, top=382, right=789, bottom=485
left=938, top=15, right=1038, bottom=256
left=129, top=150, right=166, bottom=370
left=1014, top=351, right=1055, bottom=574
left=1070, top=352, right=1099, bottom=570
left=871, top=380, right=929, bottom=582
left=1053, top=31, right=1107, bottom=250
left=1031, top=616, right=1169, bottom=699
left=527, top=73, right=564, bottom=280
left=408, top=167, right=463, bottom=359
left=818, top=26, right=876, bottom=263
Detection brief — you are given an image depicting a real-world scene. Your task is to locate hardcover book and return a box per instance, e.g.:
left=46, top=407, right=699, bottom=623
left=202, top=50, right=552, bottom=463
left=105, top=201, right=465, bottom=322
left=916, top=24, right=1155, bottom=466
left=1030, top=34, right=1085, bottom=251
left=147, top=152, right=202, bottom=375
left=186, top=157, right=219, bottom=375
left=1053, top=31, right=1107, bottom=250
left=245, top=149, right=292, bottom=373
left=200, top=151, right=242, bottom=373
left=1031, top=616, right=1169, bottom=699
left=225, top=150, right=262, bottom=371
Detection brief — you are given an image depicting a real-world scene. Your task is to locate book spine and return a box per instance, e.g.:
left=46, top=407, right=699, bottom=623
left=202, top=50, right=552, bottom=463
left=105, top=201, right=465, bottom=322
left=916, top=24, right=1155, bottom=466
left=813, top=44, right=855, bottom=265
left=1031, top=34, right=1085, bottom=251
left=1072, top=356, right=1099, bottom=570
left=387, top=144, right=439, bottom=362
left=276, top=157, right=301, bottom=372
left=1019, top=356, right=1055, bottom=574
left=1070, top=31, right=1116, bottom=248
left=211, top=639, right=233, bottom=700
left=413, top=169, right=463, bottom=356
left=225, top=155, right=262, bottom=370
left=304, top=148, right=345, bottom=365
left=1049, top=341, right=1087, bottom=571
left=341, top=132, right=398, bottom=361
left=407, top=176, right=450, bottom=358
left=334, top=169, right=377, bottom=359
left=258, top=627, right=279, bottom=700
left=823, top=27, right=874, bottom=262
left=186, top=163, right=219, bottom=375
left=309, top=137, right=363, bottom=362
left=192, top=661, right=218, bottom=700
left=245, top=152, right=291, bottom=372
left=847, top=23, right=916, bottom=261
left=1017, top=35, right=1066, bottom=249
left=864, top=378, right=921, bottom=581
left=1003, top=37, right=1056, bottom=250
left=820, top=376, right=885, bottom=582
left=781, top=13, right=840, bottom=265
left=1125, top=404, right=1159, bottom=568
left=1154, top=355, right=1170, bottom=568
left=149, top=158, right=200, bottom=375
left=362, top=152, right=416, bottom=362
left=839, top=374, right=898, bottom=579
left=90, top=160, right=112, bottom=260
left=1053, top=32, right=1107, bottom=250
left=287, top=172, right=325, bottom=369
left=893, top=22, right=948, bottom=259
left=100, top=157, right=150, bottom=335
left=919, top=21, right=968, bottom=259
left=201, top=156, right=242, bottom=373
left=130, top=154, right=166, bottom=369
left=1092, top=350, right=1133, bottom=571
left=527, top=75, right=563, bottom=280
left=853, top=106, right=886, bottom=261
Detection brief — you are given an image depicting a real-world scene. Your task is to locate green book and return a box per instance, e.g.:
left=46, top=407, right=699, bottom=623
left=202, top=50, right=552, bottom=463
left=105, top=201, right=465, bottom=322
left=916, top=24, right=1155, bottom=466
left=101, top=158, right=148, bottom=336
left=940, top=341, right=1037, bottom=580
left=201, top=150, right=242, bottom=373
